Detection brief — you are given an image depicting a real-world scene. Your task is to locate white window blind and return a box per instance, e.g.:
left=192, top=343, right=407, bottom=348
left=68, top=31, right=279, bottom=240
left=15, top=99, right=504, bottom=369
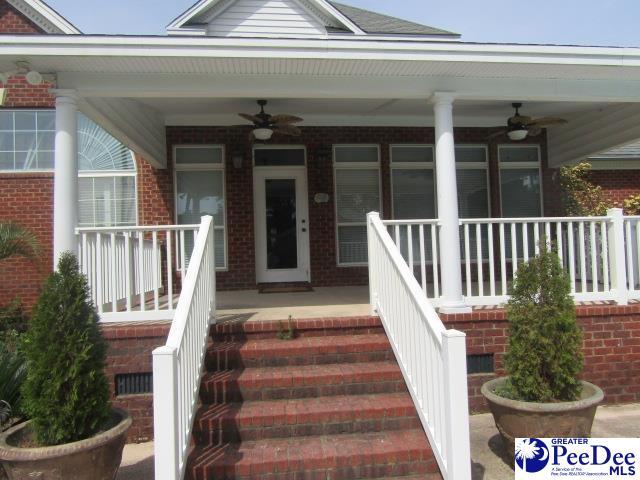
left=175, top=146, right=227, bottom=269
left=499, top=145, right=542, bottom=217
left=334, top=146, right=380, bottom=265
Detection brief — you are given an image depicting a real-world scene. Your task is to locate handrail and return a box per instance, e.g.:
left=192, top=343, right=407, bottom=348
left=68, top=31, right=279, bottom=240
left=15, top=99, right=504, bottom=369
left=152, top=215, right=216, bottom=480
left=367, top=212, right=471, bottom=480
left=76, top=224, right=199, bottom=233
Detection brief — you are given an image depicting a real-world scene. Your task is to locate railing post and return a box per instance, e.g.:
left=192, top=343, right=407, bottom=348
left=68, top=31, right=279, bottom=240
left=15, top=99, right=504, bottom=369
left=204, top=216, right=217, bottom=324
left=442, top=330, right=472, bottom=480
left=367, top=212, right=380, bottom=315
left=607, top=208, right=629, bottom=306
left=153, top=346, right=180, bottom=480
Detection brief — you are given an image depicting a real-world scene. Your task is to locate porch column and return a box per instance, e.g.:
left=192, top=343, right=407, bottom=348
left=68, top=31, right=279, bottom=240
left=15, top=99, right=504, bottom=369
left=432, top=93, right=470, bottom=313
left=53, top=90, right=78, bottom=266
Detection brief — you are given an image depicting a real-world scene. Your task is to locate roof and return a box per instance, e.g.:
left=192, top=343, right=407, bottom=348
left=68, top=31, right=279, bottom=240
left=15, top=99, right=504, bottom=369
left=328, top=2, right=458, bottom=37
left=591, top=141, right=640, bottom=159
left=6, top=0, right=80, bottom=34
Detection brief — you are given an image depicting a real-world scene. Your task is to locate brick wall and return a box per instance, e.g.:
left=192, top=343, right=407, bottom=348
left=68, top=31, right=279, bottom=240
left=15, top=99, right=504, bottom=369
left=588, top=169, right=640, bottom=208
left=0, top=0, right=44, bottom=34
left=441, top=304, right=640, bottom=412
left=102, top=322, right=171, bottom=442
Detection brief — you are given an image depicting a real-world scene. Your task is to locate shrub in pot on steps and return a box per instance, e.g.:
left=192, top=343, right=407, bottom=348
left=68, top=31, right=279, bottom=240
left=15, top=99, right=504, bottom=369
left=0, top=253, right=131, bottom=480
left=481, top=240, right=603, bottom=460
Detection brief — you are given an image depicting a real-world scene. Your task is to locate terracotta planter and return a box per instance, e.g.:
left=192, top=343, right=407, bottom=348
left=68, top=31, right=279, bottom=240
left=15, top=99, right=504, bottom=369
left=482, top=377, right=603, bottom=459
left=0, top=408, right=131, bottom=480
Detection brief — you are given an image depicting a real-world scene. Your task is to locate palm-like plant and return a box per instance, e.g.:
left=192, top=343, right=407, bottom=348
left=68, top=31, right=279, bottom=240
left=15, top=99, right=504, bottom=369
left=0, top=222, right=41, bottom=263
left=0, top=343, right=26, bottom=429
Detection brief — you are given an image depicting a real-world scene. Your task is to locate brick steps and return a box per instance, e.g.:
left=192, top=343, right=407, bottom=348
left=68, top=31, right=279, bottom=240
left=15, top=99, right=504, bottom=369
left=187, top=316, right=437, bottom=479
left=199, top=361, right=406, bottom=403
left=187, top=429, right=438, bottom=480
left=206, top=333, right=394, bottom=370
left=193, top=392, right=420, bottom=444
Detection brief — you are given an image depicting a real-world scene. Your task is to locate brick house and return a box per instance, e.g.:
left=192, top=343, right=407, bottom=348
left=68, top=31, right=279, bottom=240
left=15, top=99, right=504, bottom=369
left=1, top=1, right=640, bottom=479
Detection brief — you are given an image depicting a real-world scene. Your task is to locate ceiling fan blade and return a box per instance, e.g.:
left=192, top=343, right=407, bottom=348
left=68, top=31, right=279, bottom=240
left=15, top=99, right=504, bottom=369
left=270, top=114, right=303, bottom=124
left=509, top=115, right=533, bottom=126
left=238, top=113, right=261, bottom=124
left=273, top=125, right=302, bottom=136
left=527, top=125, right=543, bottom=137
left=526, top=117, right=568, bottom=127
left=486, top=129, right=508, bottom=140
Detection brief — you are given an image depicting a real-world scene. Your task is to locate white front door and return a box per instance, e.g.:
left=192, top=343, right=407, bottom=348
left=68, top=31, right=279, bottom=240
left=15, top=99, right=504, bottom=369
left=254, top=167, right=310, bottom=283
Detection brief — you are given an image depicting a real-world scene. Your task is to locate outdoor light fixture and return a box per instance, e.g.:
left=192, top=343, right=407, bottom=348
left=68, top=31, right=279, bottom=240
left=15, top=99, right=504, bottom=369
left=253, top=128, right=274, bottom=141
left=507, top=129, right=529, bottom=141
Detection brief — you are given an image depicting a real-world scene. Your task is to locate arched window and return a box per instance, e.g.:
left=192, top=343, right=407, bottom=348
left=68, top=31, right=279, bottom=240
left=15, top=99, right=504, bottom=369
left=77, top=114, right=137, bottom=227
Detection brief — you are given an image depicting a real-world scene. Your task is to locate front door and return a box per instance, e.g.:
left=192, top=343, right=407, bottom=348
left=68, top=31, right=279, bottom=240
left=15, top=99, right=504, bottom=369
left=254, top=167, right=310, bottom=283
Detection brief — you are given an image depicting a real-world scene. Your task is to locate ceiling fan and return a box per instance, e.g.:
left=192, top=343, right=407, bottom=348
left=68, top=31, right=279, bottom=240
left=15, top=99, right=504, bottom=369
left=239, top=100, right=303, bottom=140
left=489, top=103, right=568, bottom=141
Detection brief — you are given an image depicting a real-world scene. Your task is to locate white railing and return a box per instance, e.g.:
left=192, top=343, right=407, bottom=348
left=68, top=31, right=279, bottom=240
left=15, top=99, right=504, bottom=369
left=152, top=216, right=216, bottom=480
left=385, top=209, right=632, bottom=307
left=77, top=224, right=199, bottom=321
left=367, top=212, right=471, bottom=480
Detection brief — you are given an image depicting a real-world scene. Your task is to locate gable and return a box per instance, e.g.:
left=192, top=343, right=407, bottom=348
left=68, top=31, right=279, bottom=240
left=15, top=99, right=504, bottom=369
left=167, top=0, right=361, bottom=37
left=1, top=0, right=79, bottom=34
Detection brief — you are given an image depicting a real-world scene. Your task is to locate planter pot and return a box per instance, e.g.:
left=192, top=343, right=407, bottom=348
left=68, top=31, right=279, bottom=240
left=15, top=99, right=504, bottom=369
left=0, top=407, right=131, bottom=480
left=481, top=377, right=603, bottom=459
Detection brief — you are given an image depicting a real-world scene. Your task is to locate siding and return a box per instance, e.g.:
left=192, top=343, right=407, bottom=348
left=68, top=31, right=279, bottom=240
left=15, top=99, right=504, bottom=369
left=206, top=0, right=328, bottom=37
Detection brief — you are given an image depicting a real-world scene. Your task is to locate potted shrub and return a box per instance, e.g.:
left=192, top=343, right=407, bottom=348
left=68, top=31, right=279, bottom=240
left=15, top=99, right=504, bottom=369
left=0, top=253, right=131, bottom=480
left=481, top=241, right=603, bottom=458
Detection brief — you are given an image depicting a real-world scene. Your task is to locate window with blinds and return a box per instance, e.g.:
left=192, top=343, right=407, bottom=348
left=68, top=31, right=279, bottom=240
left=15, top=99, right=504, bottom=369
left=499, top=145, right=542, bottom=217
left=174, top=145, right=227, bottom=270
left=334, top=145, right=380, bottom=265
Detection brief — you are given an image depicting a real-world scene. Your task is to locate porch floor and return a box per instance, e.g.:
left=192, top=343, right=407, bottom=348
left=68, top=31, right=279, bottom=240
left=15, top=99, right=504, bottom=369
left=216, top=286, right=371, bottom=322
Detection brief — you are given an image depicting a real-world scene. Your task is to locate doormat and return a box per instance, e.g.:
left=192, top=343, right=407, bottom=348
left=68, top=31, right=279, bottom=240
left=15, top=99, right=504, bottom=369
left=258, top=283, right=314, bottom=294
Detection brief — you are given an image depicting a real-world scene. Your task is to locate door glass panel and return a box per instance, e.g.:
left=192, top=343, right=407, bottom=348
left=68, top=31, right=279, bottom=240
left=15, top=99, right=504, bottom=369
left=265, top=179, right=297, bottom=270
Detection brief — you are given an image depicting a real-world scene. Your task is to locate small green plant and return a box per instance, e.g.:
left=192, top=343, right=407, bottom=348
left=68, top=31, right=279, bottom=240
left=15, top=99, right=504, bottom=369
left=559, top=162, right=612, bottom=216
left=0, top=300, right=28, bottom=352
left=624, top=194, right=640, bottom=215
left=0, top=342, right=26, bottom=429
left=0, top=222, right=41, bottom=263
left=277, top=316, right=295, bottom=340
left=498, top=240, right=584, bottom=403
left=21, top=252, right=110, bottom=446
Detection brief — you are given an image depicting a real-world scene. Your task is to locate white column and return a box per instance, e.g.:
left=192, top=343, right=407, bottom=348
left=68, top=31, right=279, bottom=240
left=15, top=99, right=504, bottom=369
left=433, top=93, right=470, bottom=313
left=53, top=91, right=78, bottom=267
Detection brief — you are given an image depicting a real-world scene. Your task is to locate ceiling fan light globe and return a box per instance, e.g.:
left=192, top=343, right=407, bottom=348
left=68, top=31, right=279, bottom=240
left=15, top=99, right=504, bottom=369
left=253, top=128, right=273, bottom=141
left=507, top=129, right=528, bottom=141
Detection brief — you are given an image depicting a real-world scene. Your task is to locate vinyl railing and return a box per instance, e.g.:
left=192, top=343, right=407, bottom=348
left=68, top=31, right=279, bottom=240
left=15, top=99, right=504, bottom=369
left=385, top=209, right=632, bottom=307
left=76, top=224, right=199, bottom=321
left=152, top=216, right=216, bottom=480
left=367, top=212, right=471, bottom=480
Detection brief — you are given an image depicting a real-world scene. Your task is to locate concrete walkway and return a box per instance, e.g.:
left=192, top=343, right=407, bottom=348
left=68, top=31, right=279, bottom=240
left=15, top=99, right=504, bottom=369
left=116, top=403, right=640, bottom=480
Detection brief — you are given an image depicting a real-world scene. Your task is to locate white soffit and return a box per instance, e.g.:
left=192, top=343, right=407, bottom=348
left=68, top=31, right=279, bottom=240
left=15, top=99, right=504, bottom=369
left=6, top=0, right=80, bottom=34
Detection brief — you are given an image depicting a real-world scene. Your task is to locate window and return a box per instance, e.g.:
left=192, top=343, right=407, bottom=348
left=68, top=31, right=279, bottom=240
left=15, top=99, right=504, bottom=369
left=455, top=146, right=489, bottom=219
left=334, top=145, right=380, bottom=265
left=174, top=145, right=226, bottom=270
left=77, top=114, right=137, bottom=228
left=499, top=145, right=542, bottom=217
left=0, top=110, right=55, bottom=171
left=254, top=146, right=305, bottom=166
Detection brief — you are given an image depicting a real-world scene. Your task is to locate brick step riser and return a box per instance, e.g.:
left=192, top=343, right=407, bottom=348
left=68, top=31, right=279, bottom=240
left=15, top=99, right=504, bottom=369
left=199, top=379, right=409, bottom=404
left=206, top=349, right=395, bottom=371
left=193, top=415, right=421, bottom=446
left=189, top=458, right=439, bottom=480
left=211, top=326, right=385, bottom=342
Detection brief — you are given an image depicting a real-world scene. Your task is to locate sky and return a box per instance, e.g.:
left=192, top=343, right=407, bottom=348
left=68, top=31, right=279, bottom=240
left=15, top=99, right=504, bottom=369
left=46, top=0, right=640, bottom=47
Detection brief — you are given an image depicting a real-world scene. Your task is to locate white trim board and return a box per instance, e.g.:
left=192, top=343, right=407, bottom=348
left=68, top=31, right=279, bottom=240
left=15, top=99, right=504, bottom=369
left=6, top=0, right=80, bottom=34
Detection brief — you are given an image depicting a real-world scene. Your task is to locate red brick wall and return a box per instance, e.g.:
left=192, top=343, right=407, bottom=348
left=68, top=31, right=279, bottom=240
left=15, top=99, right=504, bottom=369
left=0, top=0, right=44, bottom=34
left=102, top=322, right=170, bottom=442
left=148, top=126, right=549, bottom=290
left=0, top=173, right=53, bottom=310
left=588, top=170, right=640, bottom=208
left=441, top=304, right=640, bottom=412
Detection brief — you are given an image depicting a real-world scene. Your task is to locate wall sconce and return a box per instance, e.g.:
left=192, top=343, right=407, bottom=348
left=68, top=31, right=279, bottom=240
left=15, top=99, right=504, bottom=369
left=314, top=193, right=330, bottom=204
left=232, top=154, right=244, bottom=169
